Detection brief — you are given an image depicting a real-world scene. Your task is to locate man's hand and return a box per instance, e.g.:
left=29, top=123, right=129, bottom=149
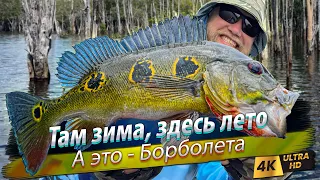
left=221, top=158, right=254, bottom=180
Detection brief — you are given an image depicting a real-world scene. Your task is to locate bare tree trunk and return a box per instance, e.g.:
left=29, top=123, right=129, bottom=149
left=129, top=0, right=133, bottom=30
left=101, top=0, right=106, bottom=24
left=83, top=0, right=91, bottom=38
left=178, top=0, right=181, bottom=15
left=287, top=0, right=294, bottom=66
left=167, top=0, right=170, bottom=19
left=150, top=3, right=153, bottom=22
left=123, top=0, right=130, bottom=34
left=195, top=0, right=199, bottom=15
left=92, top=0, right=99, bottom=38
left=261, top=0, right=270, bottom=61
left=172, top=0, right=175, bottom=17
left=269, top=0, right=273, bottom=39
left=115, top=0, right=122, bottom=35
left=199, top=0, right=203, bottom=7
left=78, top=13, right=83, bottom=35
left=303, top=0, right=307, bottom=47
left=145, top=3, right=149, bottom=27
left=312, top=0, right=318, bottom=49
left=19, top=17, right=23, bottom=32
left=61, top=15, right=64, bottom=32
left=106, top=9, right=114, bottom=36
left=21, top=0, right=54, bottom=79
left=272, top=0, right=281, bottom=53
left=162, top=0, right=165, bottom=19
left=318, top=0, right=320, bottom=48
left=280, top=0, right=286, bottom=64
left=8, top=19, right=14, bottom=32
left=70, top=0, right=76, bottom=34
left=192, top=0, right=195, bottom=15
left=53, top=0, right=61, bottom=35
left=153, top=0, right=157, bottom=23
left=307, top=0, right=313, bottom=54
left=159, top=0, right=162, bottom=20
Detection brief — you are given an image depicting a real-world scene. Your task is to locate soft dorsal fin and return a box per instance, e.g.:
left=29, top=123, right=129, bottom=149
left=57, top=36, right=127, bottom=87
left=57, top=15, right=206, bottom=88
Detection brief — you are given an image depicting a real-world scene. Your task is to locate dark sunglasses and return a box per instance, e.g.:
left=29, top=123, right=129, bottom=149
left=218, top=4, right=261, bottom=37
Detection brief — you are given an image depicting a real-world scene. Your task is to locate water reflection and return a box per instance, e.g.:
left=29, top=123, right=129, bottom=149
left=28, top=79, right=50, bottom=97
left=307, top=52, right=315, bottom=78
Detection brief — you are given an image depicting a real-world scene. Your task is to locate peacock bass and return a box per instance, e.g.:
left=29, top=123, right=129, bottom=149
left=6, top=15, right=299, bottom=175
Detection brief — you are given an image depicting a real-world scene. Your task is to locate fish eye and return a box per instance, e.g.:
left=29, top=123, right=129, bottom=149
left=247, top=62, right=262, bottom=75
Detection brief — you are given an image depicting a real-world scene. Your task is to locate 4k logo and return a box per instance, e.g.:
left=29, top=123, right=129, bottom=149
left=257, top=160, right=276, bottom=171
left=254, top=156, right=284, bottom=178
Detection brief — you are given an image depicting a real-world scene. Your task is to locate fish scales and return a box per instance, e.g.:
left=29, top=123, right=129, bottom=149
left=51, top=46, right=213, bottom=123
left=5, top=15, right=299, bottom=176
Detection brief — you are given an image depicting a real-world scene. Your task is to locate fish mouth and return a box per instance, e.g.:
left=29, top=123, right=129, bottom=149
left=260, top=86, right=300, bottom=137
left=203, top=80, right=300, bottom=138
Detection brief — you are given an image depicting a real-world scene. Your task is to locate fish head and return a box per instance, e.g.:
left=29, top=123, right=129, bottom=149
left=203, top=58, right=299, bottom=138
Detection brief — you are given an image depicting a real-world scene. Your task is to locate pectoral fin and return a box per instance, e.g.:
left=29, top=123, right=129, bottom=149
left=159, top=112, right=194, bottom=124
left=65, top=118, right=105, bottom=151
left=161, top=112, right=200, bottom=149
left=139, top=75, right=202, bottom=99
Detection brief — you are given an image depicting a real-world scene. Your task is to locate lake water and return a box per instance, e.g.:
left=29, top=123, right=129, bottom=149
left=0, top=33, right=319, bottom=179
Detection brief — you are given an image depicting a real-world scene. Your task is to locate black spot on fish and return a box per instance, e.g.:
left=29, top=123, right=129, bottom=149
left=80, top=87, right=84, bottom=91
left=58, top=99, right=61, bottom=102
left=129, top=59, right=155, bottom=83
left=87, top=73, right=103, bottom=90
left=34, top=107, right=41, bottom=119
left=173, top=57, right=199, bottom=78
left=40, top=102, right=43, bottom=106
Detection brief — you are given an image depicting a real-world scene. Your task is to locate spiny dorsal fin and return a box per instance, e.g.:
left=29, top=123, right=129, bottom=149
left=57, top=15, right=206, bottom=88
left=120, top=15, right=206, bottom=52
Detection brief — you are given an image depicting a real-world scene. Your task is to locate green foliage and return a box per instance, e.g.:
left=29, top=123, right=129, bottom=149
left=0, top=0, right=21, bottom=21
left=100, top=23, right=107, bottom=35
left=56, top=0, right=83, bottom=32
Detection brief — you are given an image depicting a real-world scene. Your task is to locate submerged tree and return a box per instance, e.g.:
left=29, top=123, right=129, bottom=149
left=21, top=0, right=55, bottom=79
left=83, top=0, right=91, bottom=38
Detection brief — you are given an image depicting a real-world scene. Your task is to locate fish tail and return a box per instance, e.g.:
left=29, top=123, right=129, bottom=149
left=6, top=92, right=52, bottom=176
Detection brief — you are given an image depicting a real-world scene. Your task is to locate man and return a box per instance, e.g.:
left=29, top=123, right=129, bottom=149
left=193, top=1, right=268, bottom=179
left=155, top=0, right=268, bottom=179
left=197, top=0, right=267, bottom=57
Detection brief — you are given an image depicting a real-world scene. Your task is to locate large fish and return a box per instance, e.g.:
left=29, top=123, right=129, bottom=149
left=6, top=15, right=299, bottom=175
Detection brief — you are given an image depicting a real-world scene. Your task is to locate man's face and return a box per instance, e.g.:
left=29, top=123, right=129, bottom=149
left=207, top=6, right=256, bottom=55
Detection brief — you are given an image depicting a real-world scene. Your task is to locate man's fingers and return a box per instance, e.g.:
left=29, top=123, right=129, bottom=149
left=221, top=159, right=252, bottom=180
left=222, top=162, right=242, bottom=180
left=229, top=159, right=248, bottom=176
left=221, top=160, right=230, bottom=165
